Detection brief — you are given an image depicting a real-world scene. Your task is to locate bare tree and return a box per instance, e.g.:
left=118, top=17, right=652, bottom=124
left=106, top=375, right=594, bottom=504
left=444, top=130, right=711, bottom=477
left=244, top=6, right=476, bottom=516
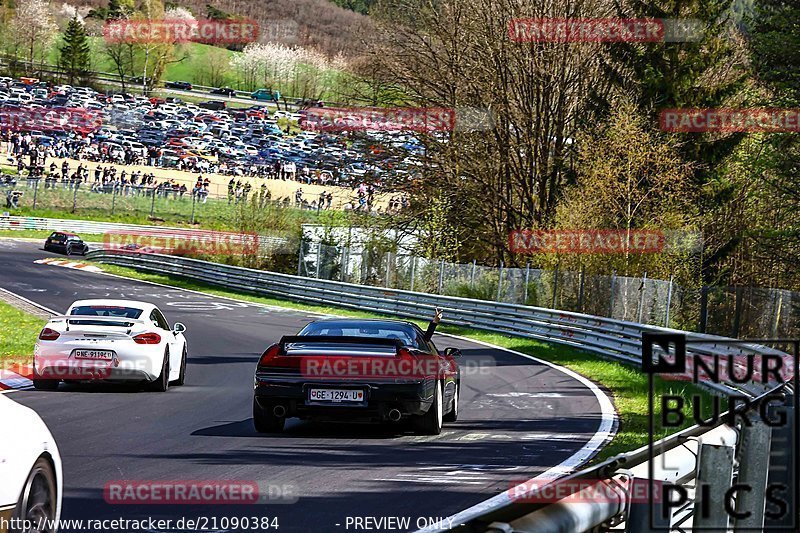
left=368, top=0, right=615, bottom=264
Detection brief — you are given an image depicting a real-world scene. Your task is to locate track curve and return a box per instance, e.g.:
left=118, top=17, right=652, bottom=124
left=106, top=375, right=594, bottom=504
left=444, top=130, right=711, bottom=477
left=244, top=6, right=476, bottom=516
left=0, top=239, right=613, bottom=532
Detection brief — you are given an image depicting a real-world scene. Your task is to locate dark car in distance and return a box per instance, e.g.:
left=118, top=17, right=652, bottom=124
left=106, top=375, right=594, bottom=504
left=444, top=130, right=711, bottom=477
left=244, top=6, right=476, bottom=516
left=164, top=81, right=193, bottom=91
left=210, top=87, right=236, bottom=97
left=253, top=318, right=460, bottom=435
left=198, top=100, right=227, bottom=111
left=43, top=231, right=89, bottom=256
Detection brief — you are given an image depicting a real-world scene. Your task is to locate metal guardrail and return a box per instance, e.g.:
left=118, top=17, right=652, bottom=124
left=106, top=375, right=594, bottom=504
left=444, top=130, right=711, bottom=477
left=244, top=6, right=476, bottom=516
left=0, top=215, right=287, bottom=249
left=82, top=250, right=796, bottom=532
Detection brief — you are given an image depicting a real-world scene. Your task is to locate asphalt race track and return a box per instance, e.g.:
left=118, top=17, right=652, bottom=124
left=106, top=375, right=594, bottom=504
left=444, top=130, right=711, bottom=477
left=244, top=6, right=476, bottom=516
left=1, top=239, right=612, bottom=532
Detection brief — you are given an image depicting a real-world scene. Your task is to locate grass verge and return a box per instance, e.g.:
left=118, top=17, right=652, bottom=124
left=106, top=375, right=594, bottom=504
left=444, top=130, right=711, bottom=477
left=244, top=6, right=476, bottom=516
left=0, top=300, right=45, bottom=366
left=88, top=260, right=714, bottom=461
left=0, top=229, right=107, bottom=242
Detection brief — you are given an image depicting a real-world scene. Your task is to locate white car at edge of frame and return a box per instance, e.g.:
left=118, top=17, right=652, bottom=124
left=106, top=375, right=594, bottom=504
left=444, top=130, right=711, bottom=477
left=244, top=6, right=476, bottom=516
left=32, top=300, right=188, bottom=392
left=0, top=394, right=62, bottom=533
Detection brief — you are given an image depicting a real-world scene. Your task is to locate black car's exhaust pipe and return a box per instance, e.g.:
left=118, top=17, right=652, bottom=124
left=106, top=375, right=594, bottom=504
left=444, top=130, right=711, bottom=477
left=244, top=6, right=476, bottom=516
left=273, top=405, right=287, bottom=418
left=388, top=409, right=402, bottom=422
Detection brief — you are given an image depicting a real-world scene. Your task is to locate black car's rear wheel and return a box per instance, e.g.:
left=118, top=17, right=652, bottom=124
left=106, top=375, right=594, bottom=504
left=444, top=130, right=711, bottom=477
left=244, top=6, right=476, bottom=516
left=13, top=457, right=57, bottom=533
left=444, top=382, right=459, bottom=422
left=414, top=381, right=443, bottom=435
left=253, top=398, right=285, bottom=433
left=32, top=379, right=58, bottom=391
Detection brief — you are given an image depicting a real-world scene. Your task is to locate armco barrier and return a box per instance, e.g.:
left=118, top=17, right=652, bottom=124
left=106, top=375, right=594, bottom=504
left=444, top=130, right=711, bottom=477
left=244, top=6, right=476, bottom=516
left=0, top=215, right=287, bottom=249
left=84, top=250, right=795, bottom=532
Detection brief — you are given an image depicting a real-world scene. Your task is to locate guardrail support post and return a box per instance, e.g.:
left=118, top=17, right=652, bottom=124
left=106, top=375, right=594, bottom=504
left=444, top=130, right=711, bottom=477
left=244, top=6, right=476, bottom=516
left=638, top=271, right=648, bottom=323
left=315, top=242, right=322, bottom=278
left=470, top=259, right=476, bottom=288
left=72, top=182, right=79, bottom=213
left=297, top=241, right=304, bottom=276
left=340, top=246, right=347, bottom=282
left=765, top=392, right=796, bottom=529
left=190, top=192, right=196, bottom=224
left=523, top=262, right=530, bottom=304
left=578, top=265, right=585, bottom=312
left=385, top=252, right=391, bottom=288
left=699, top=285, right=709, bottom=333
left=438, top=259, right=444, bottom=294
left=410, top=256, right=416, bottom=292
left=551, top=263, right=559, bottom=309
left=692, top=442, right=735, bottom=530
left=32, top=178, right=38, bottom=209
left=664, top=275, right=673, bottom=327
left=733, top=419, right=772, bottom=530
left=111, top=183, right=118, bottom=215
left=625, top=479, right=670, bottom=532
left=496, top=261, right=504, bottom=301
left=149, top=188, right=156, bottom=217
left=609, top=270, right=617, bottom=317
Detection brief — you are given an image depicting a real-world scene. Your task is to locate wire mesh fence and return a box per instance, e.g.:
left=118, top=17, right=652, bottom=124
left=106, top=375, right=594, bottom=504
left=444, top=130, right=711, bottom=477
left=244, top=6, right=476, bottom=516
left=300, top=242, right=800, bottom=339
left=0, top=176, right=293, bottom=227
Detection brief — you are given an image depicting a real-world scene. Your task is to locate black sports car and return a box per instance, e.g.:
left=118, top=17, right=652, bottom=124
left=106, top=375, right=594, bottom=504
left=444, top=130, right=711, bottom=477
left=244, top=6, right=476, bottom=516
left=164, top=81, right=193, bottom=91
left=43, top=231, right=89, bottom=256
left=253, top=319, right=461, bottom=434
left=210, top=87, right=236, bottom=97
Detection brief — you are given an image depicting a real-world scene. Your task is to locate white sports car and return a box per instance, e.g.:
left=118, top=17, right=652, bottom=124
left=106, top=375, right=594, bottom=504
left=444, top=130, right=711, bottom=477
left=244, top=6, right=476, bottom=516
left=33, top=300, right=188, bottom=392
left=0, top=394, right=62, bottom=533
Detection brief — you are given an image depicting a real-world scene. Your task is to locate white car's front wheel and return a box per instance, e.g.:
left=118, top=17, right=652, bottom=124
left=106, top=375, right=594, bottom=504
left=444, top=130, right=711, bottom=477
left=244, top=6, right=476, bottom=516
left=13, top=457, right=58, bottom=533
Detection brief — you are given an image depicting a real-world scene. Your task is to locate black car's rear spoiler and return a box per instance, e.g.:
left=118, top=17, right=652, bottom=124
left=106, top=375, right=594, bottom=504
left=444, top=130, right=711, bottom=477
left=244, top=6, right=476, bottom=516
left=278, top=336, right=404, bottom=355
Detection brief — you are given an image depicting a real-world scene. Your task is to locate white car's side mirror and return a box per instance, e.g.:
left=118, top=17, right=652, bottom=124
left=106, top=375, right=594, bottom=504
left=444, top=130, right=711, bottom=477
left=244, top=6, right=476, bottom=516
left=172, top=322, right=187, bottom=334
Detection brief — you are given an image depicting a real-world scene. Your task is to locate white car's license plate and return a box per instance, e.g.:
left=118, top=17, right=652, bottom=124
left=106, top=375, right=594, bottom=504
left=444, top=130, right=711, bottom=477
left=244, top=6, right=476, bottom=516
left=73, top=349, right=114, bottom=360
left=308, top=389, right=364, bottom=403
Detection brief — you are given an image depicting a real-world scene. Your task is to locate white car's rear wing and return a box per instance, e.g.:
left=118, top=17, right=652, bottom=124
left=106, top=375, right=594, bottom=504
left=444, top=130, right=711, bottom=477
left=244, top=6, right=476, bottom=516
left=50, top=315, right=147, bottom=325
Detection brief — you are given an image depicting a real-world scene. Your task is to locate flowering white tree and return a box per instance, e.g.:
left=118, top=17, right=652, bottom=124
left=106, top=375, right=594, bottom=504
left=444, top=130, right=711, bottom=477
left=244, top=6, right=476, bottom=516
left=164, top=6, right=195, bottom=21
left=230, top=42, right=349, bottom=99
left=59, top=3, right=84, bottom=25
left=9, top=0, right=57, bottom=69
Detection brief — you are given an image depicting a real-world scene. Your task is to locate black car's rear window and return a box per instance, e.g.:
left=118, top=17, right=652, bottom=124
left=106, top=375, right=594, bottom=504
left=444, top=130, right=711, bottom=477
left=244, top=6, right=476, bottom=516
left=298, top=321, right=420, bottom=348
left=49, top=233, right=66, bottom=242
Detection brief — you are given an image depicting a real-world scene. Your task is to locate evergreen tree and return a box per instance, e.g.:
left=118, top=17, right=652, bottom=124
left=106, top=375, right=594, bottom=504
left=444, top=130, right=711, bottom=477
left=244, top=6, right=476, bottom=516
left=749, top=0, right=800, bottom=101
left=742, top=0, right=800, bottom=287
left=59, top=16, right=91, bottom=85
left=597, top=0, right=748, bottom=286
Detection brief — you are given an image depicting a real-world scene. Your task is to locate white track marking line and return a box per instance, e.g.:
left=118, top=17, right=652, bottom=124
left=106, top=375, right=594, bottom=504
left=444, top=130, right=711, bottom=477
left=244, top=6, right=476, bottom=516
left=414, top=331, right=617, bottom=532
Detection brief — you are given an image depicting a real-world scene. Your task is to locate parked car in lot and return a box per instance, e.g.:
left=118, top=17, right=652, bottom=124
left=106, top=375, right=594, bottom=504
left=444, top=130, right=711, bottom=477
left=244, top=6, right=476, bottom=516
left=253, top=318, right=460, bottom=434
left=251, top=88, right=281, bottom=102
left=198, top=100, right=226, bottom=111
left=165, top=80, right=193, bottom=91
left=0, top=395, right=62, bottom=532
left=43, top=232, right=89, bottom=256
left=210, top=87, right=237, bottom=97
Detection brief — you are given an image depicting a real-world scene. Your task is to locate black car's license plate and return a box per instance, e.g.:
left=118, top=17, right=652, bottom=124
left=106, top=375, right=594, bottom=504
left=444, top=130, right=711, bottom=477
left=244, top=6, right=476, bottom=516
left=308, top=388, right=364, bottom=403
